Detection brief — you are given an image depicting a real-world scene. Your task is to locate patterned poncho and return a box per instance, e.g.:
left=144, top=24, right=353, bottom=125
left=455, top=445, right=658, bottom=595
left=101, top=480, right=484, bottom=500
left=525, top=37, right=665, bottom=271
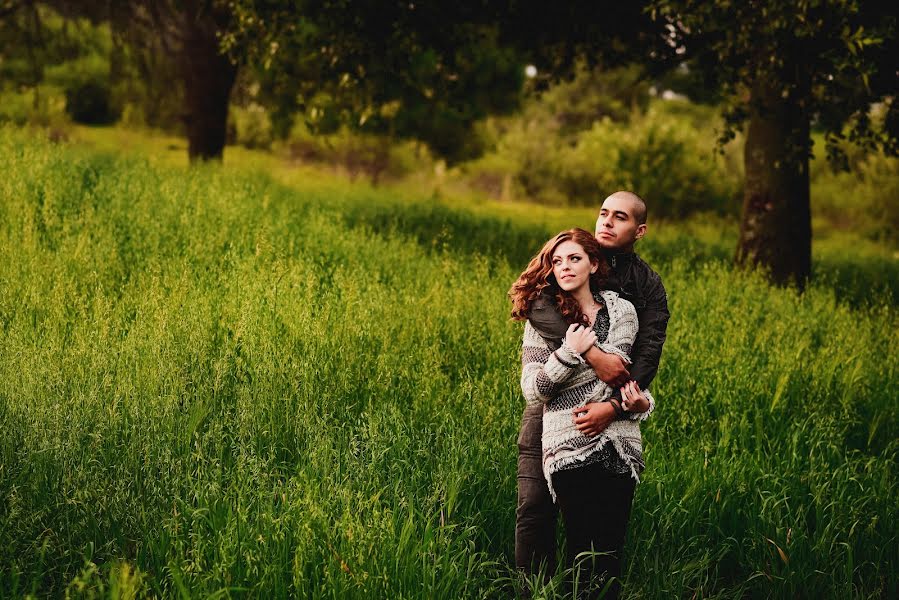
left=520, top=290, right=655, bottom=501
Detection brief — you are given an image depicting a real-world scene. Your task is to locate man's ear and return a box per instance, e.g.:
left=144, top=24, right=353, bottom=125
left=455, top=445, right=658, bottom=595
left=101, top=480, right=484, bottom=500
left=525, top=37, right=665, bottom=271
left=635, top=224, right=647, bottom=240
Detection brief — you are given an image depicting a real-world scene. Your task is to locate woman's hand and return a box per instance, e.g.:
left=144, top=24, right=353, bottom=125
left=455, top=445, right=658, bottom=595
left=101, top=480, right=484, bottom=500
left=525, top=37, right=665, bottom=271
left=564, top=323, right=597, bottom=355
left=620, top=381, right=650, bottom=413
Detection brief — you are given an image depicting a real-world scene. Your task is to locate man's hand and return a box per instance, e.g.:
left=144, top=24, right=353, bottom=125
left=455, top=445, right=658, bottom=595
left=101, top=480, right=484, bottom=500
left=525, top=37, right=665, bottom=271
left=572, top=402, right=616, bottom=437
left=584, top=346, right=630, bottom=387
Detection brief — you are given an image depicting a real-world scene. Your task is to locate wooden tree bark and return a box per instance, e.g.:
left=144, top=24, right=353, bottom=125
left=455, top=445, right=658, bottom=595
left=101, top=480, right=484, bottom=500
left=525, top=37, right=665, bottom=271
left=736, top=81, right=812, bottom=289
left=180, top=13, right=237, bottom=162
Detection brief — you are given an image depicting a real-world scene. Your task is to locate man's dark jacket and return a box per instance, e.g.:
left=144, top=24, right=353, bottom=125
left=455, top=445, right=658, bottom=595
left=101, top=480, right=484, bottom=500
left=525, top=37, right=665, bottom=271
left=528, top=250, right=669, bottom=394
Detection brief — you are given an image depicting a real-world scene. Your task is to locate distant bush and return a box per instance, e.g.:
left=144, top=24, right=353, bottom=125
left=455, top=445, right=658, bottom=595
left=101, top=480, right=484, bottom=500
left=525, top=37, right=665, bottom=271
left=33, top=18, right=122, bottom=126
left=0, top=87, right=43, bottom=126
left=64, top=79, right=120, bottom=125
left=229, top=103, right=273, bottom=150
left=283, top=122, right=428, bottom=183
left=456, top=151, right=517, bottom=201
left=524, top=63, right=652, bottom=132
left=811, top=147, right=899, bottom=246
left=563, top=109, right=740, bottom=216
left=458, top=64, right=743, bottom=215
left=471, top=100, right=741, bottom=216
left=0, top=85, right=72, bottom=140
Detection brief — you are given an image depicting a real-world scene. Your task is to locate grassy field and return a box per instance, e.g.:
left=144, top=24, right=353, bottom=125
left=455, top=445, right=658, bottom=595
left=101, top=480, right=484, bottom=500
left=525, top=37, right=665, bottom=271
left=0, top=128, right=897, bottom=598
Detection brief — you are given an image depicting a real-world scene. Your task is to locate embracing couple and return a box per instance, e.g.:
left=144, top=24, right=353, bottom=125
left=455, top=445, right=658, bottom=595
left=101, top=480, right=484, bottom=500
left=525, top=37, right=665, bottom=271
left=508, top=191, right=670, bottom=599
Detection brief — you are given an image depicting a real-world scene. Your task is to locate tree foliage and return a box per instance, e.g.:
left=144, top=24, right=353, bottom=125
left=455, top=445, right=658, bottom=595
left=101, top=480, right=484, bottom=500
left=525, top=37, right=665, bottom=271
left=225, top=2, right=527, bottom=163
left=652, top=0, right=898, bottom=167
left=0, top=2, right=124, bottom=126
left=224, top=1, right=674, bottom=162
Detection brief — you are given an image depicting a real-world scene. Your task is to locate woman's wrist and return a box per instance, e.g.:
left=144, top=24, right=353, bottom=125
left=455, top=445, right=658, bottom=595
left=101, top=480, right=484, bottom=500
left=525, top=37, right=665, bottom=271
left=558, top=341, right=587, bottom=365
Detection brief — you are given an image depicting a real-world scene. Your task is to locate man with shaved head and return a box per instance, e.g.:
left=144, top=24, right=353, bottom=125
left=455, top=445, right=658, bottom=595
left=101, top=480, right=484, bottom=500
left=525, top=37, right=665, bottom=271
left=515, top=190, right=669, bottom=596
left=603, top=190, right=647, bottom=225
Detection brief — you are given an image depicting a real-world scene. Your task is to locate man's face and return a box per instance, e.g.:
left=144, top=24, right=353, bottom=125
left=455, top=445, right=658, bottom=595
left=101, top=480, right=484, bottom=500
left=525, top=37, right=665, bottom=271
left=595, top=196, right=646, bottom=250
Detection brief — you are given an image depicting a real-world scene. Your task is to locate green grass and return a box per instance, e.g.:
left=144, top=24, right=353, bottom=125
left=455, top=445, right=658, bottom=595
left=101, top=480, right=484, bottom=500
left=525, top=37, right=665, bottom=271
left=0, top=128, right=896, bottom=598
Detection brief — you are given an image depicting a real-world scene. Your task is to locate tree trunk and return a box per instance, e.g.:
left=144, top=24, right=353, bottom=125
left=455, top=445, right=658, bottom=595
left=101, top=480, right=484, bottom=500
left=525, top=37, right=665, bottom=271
left=180, top=16, right=237, bottom=162
left=736, top=81, right=812, bottom=289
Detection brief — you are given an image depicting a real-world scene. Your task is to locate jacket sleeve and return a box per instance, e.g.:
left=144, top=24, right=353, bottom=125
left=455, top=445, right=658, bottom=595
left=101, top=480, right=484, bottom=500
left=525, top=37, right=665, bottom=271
left=628, top=271, right=669, bottom=392
left=605, top=296, right=655, bottom=421
left=521, top=322, right=586, bottom=406
left=525, top=294, right=567, bottom=351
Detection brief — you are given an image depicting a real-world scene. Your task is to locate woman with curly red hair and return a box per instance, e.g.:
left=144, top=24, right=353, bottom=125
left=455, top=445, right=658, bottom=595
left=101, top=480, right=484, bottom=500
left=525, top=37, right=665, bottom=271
left=509, top=228, right=654, bottom=600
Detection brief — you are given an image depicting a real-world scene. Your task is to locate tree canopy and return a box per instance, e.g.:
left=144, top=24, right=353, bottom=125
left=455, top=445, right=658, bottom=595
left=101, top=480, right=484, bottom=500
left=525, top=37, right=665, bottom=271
left=654, top=0, right=898, bottom=163
left=226, top=3, right=523, bottom=162
left=224, top=1, right=670, bottom=162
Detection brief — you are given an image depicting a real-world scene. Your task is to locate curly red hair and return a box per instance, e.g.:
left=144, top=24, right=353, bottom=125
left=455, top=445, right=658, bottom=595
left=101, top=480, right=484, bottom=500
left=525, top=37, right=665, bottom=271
left=509, top=228, right=609, bottom=325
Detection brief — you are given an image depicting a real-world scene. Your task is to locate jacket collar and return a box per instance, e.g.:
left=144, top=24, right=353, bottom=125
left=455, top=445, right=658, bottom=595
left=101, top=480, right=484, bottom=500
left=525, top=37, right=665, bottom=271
left=603, top=249, right=635, bottom=270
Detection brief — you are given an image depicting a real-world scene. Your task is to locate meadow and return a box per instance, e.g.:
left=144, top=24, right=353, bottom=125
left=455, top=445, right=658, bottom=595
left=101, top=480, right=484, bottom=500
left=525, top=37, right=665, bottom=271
left=0, top=128, right=896, bottom=598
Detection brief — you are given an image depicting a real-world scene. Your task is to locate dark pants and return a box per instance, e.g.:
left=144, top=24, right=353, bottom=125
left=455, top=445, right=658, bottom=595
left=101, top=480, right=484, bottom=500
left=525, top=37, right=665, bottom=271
left=515, top=405, right=558, bottom=577
left=553, top=462, right=636, bottom=600
left=516, top=405, right=636, bottom=599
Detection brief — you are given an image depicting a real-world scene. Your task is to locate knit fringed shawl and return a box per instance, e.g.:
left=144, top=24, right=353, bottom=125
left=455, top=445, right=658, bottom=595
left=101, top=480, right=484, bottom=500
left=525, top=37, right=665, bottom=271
left=520, top=290, right=655, bottom=502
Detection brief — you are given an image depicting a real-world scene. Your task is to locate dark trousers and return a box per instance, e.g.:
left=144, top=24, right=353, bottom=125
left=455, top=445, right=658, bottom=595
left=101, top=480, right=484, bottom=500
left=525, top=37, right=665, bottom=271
left=515, top=405, right=558, bottom=577
left=516, top=405, right=636, bottom=599
left=553, top=462, right=636, bottom=600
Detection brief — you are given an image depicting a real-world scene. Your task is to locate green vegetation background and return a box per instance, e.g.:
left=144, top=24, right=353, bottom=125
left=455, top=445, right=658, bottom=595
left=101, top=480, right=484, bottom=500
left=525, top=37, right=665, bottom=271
left=3, top=10, right=897, bottom=252
left=0, top=128, right=896, bottom=598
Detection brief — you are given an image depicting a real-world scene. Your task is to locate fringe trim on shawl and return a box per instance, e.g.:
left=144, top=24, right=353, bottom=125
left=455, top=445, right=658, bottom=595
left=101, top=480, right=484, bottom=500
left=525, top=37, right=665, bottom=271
left=542, top=426, right=643, bottom=503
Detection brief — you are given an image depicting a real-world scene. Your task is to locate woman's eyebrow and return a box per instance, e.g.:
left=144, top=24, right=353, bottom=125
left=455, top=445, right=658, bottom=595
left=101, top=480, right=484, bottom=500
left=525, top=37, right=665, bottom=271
left=552, top=252, right=584, bottom=259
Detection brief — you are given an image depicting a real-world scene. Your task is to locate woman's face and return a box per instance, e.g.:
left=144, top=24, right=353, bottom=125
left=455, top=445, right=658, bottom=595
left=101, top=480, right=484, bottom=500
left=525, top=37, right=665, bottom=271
left=551, top=240, right=597, bottom=293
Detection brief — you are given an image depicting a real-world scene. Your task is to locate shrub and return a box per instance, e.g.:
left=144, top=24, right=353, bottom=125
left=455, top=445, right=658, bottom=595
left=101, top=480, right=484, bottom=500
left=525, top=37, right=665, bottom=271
left=525, top=63, right=652, bottom=133
left=485, top=101, right=741, bottom=215
left=811, top=147, right=899, bottom=246
left=565, top=109, right=740, bottom=217
left=0, top=88, right=32, bottom=126
left=64, top=79, right=120, bottom=125
left=229, top=102, right=273, bottom=150
left=0, top=84, right=70, bottom=131
left=283, top=122, right=428, bottom=183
